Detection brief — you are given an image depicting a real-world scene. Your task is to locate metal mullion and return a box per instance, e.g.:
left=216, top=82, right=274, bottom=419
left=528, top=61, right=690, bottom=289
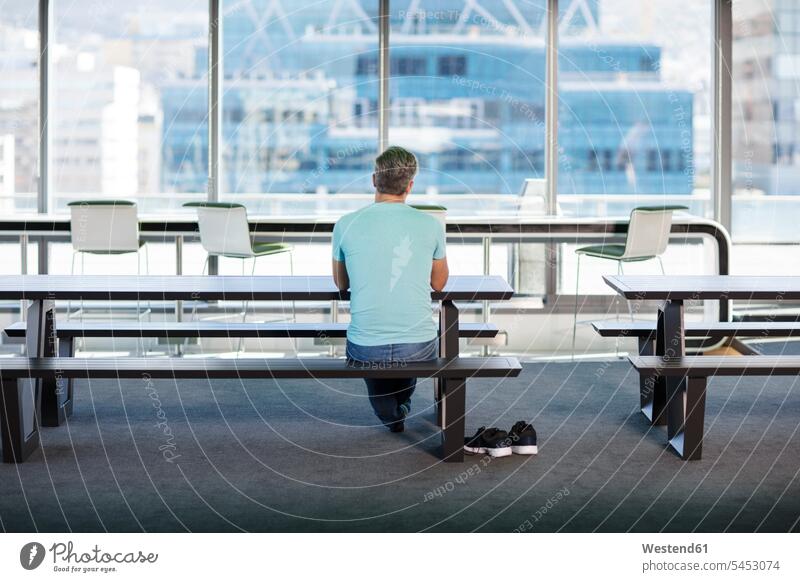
left=209, top=0, right=222, bottom=203
left=38, top=0, right=52, bottom=215
left=208, top=0, right=222, bottom=276
left=545, top=0, right=558, bottom=215
left=544, top=0, right=559, bottom=303
left=712, top=0, right=732, bottom=233
left=378, top=0, right=390, bottom=152
left=37, top=0, right=53, bottom=276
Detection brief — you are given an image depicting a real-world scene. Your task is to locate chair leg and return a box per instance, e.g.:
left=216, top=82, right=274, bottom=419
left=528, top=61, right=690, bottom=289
left=136, top=248, right=145, bottom=355
left=188, top=255, right=210, bottom=353
left=614, top=261, right=622, bottom=356
left=571, top=253, right=581, bottom=361
left=238, top=257, right=257, bottom=353
left=144, top=243, right=152, bottom=322
left=615, top=261, right=622, bottom=321
left=289, top=251, right=296, bottom=323
left=192, top=255, right=210, bottom=321
left=79, top=252, right=86, bottom=324
left=286, top=251, right=297, bottom=354
left=68, top=250, right=78, bottom=321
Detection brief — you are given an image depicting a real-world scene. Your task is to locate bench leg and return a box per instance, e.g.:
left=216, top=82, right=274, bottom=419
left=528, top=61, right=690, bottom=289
left=0, top=378, right=41, bottom=463
left=667, top=376, right=707, bottom=461
left=637, top=336, right=664, bottom=424
left=42, top=337, right=74, bottom=427
left=436, top=300, right=459, bottom=431
left=649, top=315, right=669, bottom=426
left=653, top=302, right=684, bottom=426
left=440, top=377, right=466, bottom=462
left=434, top=380, right=443, bottom=428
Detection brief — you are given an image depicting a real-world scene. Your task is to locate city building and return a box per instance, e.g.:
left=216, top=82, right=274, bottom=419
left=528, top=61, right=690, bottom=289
left=161, top=0, right=696, bottom=198
left=732, top=0, right=800, bottom=195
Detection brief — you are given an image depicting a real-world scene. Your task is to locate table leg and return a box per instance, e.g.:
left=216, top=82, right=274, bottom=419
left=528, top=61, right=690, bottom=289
left=652, top=302, right=685, bottom=426
left=435, top=300, right=459, bottom=427
left=3, top=300, right=55, bottom=462
left=661, top=300, right=692, bottom=458
left=441, top=378, right=466, bottom=462
left=437, top=300, right=464, bottom=462
left=0, top=378, right=41, bottom=463
left=52, top=337, right=75, bottom=421
left=668, top=376, right=707, bottom=461
left=30, top=300, right=66, bottom=428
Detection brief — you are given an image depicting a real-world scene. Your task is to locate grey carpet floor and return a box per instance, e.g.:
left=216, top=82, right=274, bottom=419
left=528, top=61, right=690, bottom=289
left=1, top=362, right=798, bottom=532
left=752, top=339, right=800, bottom=356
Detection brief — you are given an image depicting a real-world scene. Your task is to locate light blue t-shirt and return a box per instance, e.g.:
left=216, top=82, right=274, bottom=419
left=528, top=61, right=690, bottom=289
left=332, top=203, right=446, bottom=346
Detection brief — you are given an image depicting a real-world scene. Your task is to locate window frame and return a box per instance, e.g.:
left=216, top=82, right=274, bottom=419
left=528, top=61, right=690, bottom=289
left=29, top=0, right=732, bottom=232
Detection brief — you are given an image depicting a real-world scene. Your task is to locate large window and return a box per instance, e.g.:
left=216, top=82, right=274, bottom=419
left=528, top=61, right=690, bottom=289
left=4, top=0, right=798, bottom=241
left=732, top=0, right=800, bottom=244
left=52, top=1, right=208, bottom=212
left=0, top=2, right=39, bottom=213
left=220, top=0, right=379, bottom=205
left=557, top=0, right=712, bottom=217
left=388, top=0, right=548, bottom=196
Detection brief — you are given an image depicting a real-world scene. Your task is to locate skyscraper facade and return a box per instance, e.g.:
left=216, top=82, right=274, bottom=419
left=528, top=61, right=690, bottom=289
left=161, top=0, right=695, bottom=198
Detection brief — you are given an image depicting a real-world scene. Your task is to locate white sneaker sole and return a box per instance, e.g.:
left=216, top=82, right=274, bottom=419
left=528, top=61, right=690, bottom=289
left=486, top=446, right=512, bottom=458
left=464, top=445, right=486, bottom=454
left=512, top=445, right=538, bottom=455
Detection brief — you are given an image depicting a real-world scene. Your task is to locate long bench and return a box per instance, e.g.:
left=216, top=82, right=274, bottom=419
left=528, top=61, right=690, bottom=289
left=0, top=355, right=521, bottom=464
left=593, top=321, right=800, bottom=342
left=3, top=320, right=498, bottom=339
left=3, top=320, right=498, bottom=428
left=629, top=355, right=800, bottom=461
left=593, top=321, right=800, bottom=426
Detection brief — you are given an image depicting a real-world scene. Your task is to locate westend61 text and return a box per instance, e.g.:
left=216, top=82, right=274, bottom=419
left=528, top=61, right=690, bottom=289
left=642, top=543, right=708, bottom=554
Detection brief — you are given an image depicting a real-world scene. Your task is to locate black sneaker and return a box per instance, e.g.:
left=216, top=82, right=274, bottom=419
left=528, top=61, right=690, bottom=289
left=389, top=421, right=404, bottom=433
left=464, top=427, right=513, bottom=458
left=508, top=421, right=538, bottom=455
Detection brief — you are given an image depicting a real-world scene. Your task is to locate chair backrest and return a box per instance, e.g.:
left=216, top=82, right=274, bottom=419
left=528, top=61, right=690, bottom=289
left=185, top=202, right=253, bottom=257
left=69, top=200, right=139, bottom=252
left=622, top=205, right=688, bottom=260
left=518, top=178, right=548, bottom=215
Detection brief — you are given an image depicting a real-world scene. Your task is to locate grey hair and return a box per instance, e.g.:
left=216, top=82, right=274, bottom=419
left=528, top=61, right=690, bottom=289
left=374, top=146, right=418, bottom=195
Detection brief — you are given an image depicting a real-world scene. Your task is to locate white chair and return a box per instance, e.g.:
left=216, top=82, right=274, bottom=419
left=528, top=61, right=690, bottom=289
left=518, top=178, right=548, bottom=215
left=571, top=205, right=687, bottom=358
left=68, top=200, right=150, bottom=350
left=184, top=202, right=294, bottom=351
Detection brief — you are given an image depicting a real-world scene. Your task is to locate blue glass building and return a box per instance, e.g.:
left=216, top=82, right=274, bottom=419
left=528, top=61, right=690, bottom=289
left=161, top=0, right=694, bottom=197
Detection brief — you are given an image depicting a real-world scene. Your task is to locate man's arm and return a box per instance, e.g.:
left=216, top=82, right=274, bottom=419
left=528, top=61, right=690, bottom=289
left=332, top=259, right=350, bottom=291
left=331, top=219, right=349, bottom=290
left=430, top=257, right=449, bottom=292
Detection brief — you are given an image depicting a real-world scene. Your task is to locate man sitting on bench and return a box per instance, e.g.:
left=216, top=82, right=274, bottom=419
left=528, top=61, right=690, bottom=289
left=332, top=146, right=449, bottom=432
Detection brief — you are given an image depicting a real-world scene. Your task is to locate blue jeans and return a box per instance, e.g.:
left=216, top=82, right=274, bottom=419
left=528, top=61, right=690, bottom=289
left=346, top=338, right=438, bottom=427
